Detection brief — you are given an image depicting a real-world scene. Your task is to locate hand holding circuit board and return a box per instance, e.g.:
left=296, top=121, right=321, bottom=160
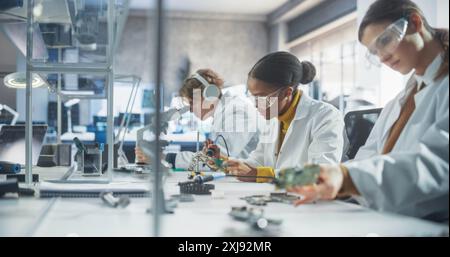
left=284, top=164, right=346, bottom=206
left=274, top=165, right=321, bottom=190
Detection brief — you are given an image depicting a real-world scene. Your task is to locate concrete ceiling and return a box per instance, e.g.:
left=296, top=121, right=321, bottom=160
left=129, top=0, right=290, bottom=15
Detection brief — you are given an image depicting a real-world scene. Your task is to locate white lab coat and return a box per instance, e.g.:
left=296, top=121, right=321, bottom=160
left=346, top=54, right=449, bottom=222
left=174, top=91, right=263, bottom=169
left=242, top=92, right=345, bottom=171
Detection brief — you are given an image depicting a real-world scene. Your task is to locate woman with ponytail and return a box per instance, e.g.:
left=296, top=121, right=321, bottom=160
left=225, top=52, right=345, bottom=183
left=287, top=0, right=449, bottom=222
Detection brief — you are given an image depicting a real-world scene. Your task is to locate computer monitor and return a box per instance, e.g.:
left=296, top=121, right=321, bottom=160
left=0, top=125, right=48, bottom=166
left=116, top=113, right=141, bottom=127
left=142, top=88, right=164, bottom=111
left=0, top=110, right=14, bottom=125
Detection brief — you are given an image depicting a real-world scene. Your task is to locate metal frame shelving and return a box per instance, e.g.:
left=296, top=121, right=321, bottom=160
left=25, top=0, right=116, bottom=184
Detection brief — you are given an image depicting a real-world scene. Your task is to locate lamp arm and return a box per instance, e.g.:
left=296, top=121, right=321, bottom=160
left=115, top=75, right=141, bottom=167
left=115, top=75, right=141, bottom=144
left=0, top=104, right=19, bottom=125
left=121, top=76, right=141, bottom=144
left=135, top=106, right=189, bottom=158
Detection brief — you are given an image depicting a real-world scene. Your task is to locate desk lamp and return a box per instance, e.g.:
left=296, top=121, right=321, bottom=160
left=3, top=72, right=47, bottom=89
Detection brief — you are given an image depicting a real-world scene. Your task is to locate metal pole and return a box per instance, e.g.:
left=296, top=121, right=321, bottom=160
left=107, top=71, right=114, bottom=180
left=319, top=51, right=324, bottom=102
left=152, top=0, right=164, bottom=237
left=340, top=44, right=345, bottom=113
left=29, top=62, right=111, bottom=71
left=352, top=42, right=356, bottom=101
left=29, top=64, right=111, bottom=74
left=67, top=108, right=72, bottom=133
left=196, top=130, right=200, bottom=173
left=106, top=0, right=115, bottom=181
left=25, top=0, right=34, bottom=185
left=57, top=48, right=62, bottom=144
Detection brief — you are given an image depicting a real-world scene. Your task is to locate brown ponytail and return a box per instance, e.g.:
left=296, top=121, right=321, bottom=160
left=359, top=0, right=449, bottom=81
left=433, top=29, right=449, bottom=80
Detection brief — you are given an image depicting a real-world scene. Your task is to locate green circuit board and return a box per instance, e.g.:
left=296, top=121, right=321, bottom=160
left=274, top=165, right=321, bottom=189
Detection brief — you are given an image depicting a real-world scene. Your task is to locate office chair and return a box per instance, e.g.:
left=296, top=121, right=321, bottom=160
left=338, top=108, right=383, bottom=205
left=344, top=108, right=383, bottom=160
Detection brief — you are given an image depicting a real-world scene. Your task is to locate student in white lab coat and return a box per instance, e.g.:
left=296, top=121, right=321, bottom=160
left=225, top=52, right=345, bottom=182
left=136, top=69, right=262, bottom=169
left=287, top=0, right=449, bottom=223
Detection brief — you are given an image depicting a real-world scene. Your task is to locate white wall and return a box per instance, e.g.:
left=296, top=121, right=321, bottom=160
left=0, top=31, right=18, bottom=109
left=15, top=53, right=49, bottom=122
left=115, top=13, right=270, bottom=104
left=269, top=23, right=288, bottom=52
left=437, top=0, right=449, bottom=28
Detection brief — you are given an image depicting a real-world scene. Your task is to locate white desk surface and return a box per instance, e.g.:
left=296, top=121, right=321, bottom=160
left=0, top=167, right=448, bottom=237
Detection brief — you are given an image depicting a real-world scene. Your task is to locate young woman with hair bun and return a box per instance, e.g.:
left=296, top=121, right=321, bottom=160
left=226, top=51, right=345, bottom=183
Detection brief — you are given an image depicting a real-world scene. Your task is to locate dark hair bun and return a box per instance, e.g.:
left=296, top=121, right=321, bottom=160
left=249, top=52, right=316, bottom=87
left=300, top=61, right=316, bottom=84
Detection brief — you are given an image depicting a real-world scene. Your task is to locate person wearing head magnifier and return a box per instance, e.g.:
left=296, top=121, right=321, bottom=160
left=136, top=69, right=263, bottom=170
left=286, top=0, right=449, bottom=223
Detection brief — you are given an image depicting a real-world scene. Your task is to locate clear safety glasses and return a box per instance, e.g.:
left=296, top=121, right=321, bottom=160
left=247, top=87, right=287, bottom=109
left=366, top=18, right=409, bottom=67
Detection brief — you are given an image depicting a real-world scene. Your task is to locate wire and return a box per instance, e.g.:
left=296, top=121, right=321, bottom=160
left=214, top=135, right=230, bottom=157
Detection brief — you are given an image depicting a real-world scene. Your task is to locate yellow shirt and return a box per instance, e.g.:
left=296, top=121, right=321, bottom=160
left=256, top=90, right=302, bottom=183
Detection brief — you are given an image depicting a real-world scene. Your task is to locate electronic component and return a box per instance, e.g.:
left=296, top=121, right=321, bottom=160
left=240, top=195, right=271, bottom=206
left=179, top=173, right=226, bottom=195
left=229, top=206, right=282, bottom=230
left=240, top=192, right=302, bottom=206
left=170, top=194, right=195, bottom=203
left=187, top=151, right=227, bottom=174
left=187, top=138, right=229, bottom=177
left=188, top=152, right=216, bottom=172
left=206, top=144, right=220, bottom=158
left=178, top=181, right=215, bottom=195
left=274, top=165, right=321, bottom=190
left=100, top=192, right=130, bottom=208
left=270, top=192, right=302, bottom=203
left=187, top=171, right=204, bottom=180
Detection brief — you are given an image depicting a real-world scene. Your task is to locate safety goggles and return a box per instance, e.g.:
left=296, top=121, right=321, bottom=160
left=366, top=18, right=409, bottom=67
left=247, top=87, right=288, bottom=109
